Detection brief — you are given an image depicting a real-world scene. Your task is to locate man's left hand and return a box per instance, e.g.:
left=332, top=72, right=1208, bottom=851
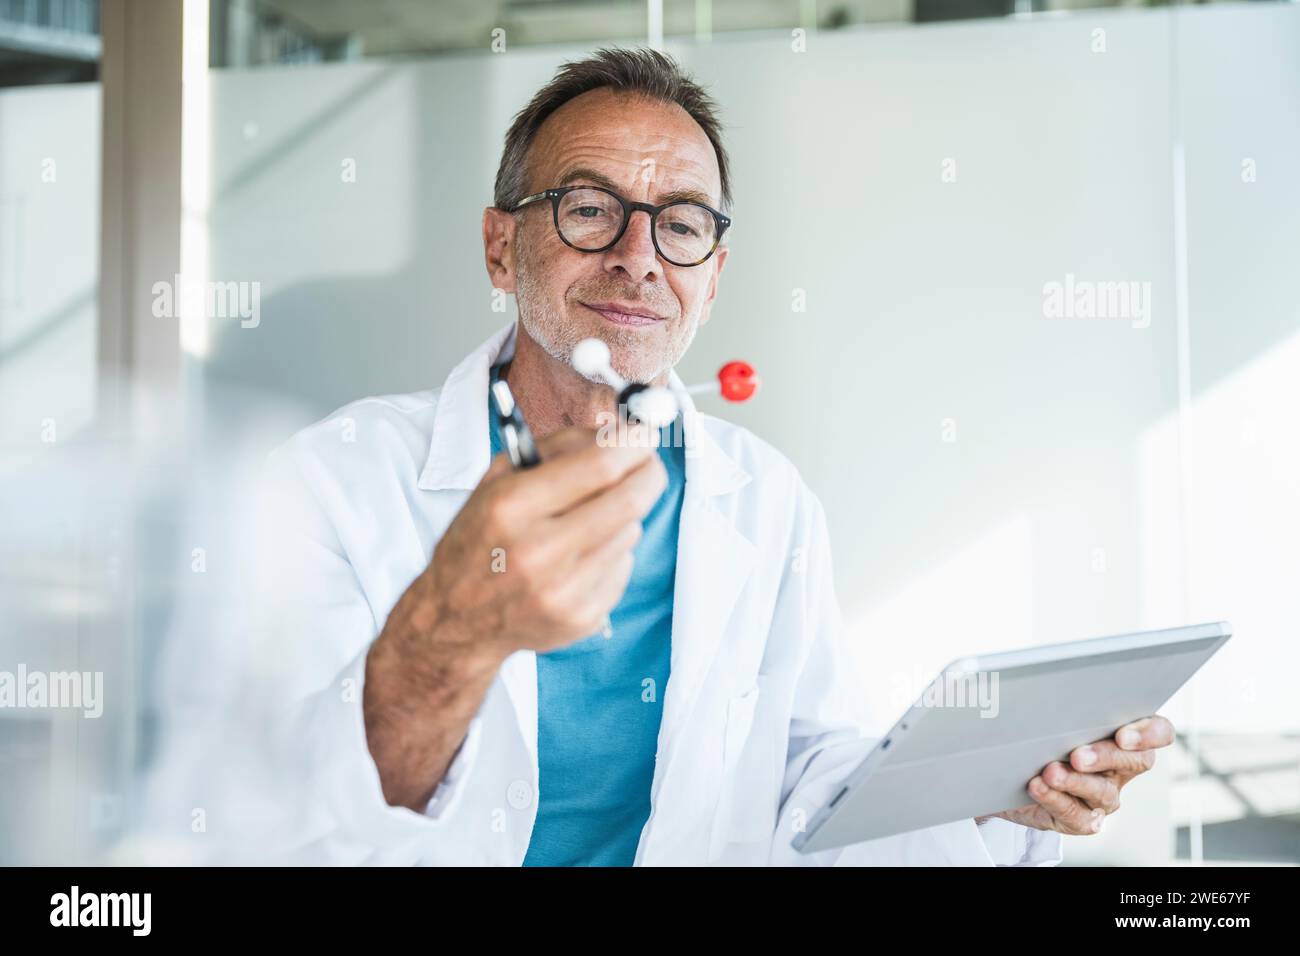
left=975, top=715, right=1175, bottom=835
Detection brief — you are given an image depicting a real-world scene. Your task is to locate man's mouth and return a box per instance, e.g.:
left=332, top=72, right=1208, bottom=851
left=580, top=301, right=666, bottom=328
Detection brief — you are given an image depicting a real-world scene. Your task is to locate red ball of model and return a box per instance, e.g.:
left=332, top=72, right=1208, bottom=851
left=717, top=361, right=758, bottom=402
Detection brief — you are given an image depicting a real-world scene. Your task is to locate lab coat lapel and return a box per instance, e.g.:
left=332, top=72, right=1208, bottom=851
left=640, top=384, right=756, bottom=862
left=496, top=647, right=538, bottom=770
left=417, top=322, right=517, bottom=493
left=661, top=457, right=756, bottom=743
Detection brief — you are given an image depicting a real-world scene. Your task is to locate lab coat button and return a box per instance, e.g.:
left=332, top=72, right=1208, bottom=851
left=506, top=780, right=533, bottom=810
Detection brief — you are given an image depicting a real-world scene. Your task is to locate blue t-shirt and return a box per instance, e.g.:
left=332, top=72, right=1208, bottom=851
left=487, top=366, right=684, bottom=866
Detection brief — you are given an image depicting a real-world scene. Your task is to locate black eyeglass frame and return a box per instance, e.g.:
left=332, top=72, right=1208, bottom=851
left=509, top=185, right=731, bottom=267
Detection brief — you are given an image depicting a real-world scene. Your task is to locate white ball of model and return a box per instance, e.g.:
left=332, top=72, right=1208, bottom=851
left=571, top=338, right=680, bottom=430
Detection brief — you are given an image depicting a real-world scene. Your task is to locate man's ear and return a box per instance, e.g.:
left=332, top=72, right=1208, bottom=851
left=483, top=207, right=519, bottom=293
left=697, top=245, right=728, bottom=329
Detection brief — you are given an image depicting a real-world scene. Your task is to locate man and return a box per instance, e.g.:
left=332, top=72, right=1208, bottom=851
left=273, top=48, right=1173, bottom=865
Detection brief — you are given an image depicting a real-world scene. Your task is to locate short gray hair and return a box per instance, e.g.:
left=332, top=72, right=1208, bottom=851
left=493, top=47, right=732, bottom=214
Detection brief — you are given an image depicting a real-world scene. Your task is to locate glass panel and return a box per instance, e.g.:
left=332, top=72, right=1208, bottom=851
left=1171, top=0, right=1300, bottom=865
left=0, top=0, right=101, bottom=865
left=206, top=0, right=1276, bottom=66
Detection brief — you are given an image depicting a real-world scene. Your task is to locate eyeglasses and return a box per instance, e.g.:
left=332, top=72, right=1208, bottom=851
left=509, top=185, right=731, bottom=267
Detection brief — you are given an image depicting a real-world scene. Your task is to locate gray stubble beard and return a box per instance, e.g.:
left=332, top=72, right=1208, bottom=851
left=513, top=230, right=701, bottom=386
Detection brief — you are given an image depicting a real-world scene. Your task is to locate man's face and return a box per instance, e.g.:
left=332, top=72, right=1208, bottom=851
left=507, top=88, right=728, bottom=384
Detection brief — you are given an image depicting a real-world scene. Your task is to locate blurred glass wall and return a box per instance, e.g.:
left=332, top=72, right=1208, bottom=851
left=0, top=0, right=103, bottom=865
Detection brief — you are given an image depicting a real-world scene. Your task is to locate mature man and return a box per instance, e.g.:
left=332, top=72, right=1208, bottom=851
left=274, top=48, right=1172, bottom=866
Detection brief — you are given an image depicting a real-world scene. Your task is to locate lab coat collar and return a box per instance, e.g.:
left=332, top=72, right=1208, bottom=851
left=417, top=322, right=751, bottom=498
left=418, top=323, right=517, bottom=491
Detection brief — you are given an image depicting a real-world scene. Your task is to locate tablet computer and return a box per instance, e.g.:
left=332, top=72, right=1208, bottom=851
left=792, top=621, right=1232, bottom=854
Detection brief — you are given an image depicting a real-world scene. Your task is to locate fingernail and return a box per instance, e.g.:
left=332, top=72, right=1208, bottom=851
left=1118, top=729, right=1140, bottom=748
left=1091, top=809, right=1104, bottom=832
left=1076, top=747, right=1097, bottom=767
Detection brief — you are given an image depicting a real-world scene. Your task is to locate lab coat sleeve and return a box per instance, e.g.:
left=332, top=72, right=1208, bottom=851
left=767, top=492, right=1064, bottom=867
left=262, top=443, right=483, bottom=865
left=976, top=817, right=1065, bottom=866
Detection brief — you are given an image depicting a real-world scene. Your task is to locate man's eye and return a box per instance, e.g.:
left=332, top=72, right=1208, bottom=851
left=664, top=221, right=699, bottom=237
left=573, top=206, right=606, bottom=218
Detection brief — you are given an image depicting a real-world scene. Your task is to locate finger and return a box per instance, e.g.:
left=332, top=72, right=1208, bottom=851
left=477, top=430, right=589, bottom=495
left=479, top=428, right=591, bottom=489
left=999, top=801, right=1059, bottom=832
left=508, top=455, right=662, bottom=581
left=1041, top=760, right=1121, bottom=813
left=532, top=425, right=602, bottom=460
left=480, top=450, right=516, bottom=484
left=575, top=523, right=640, bottom=592
left=545, top=454, right=668, bottom=559
left=555, top=520, right=643, bottom=590
left=496, top=429, right=655, bottom=518
left=552, top=531, right=639, bottom=632
left=1027, top=775, right=1104, bottom=834
left=532, top=421, right=657, bottom=460
left=1114, top=715, right=1175, bottom=751
left=1071, top=739, right=1157, bottom=777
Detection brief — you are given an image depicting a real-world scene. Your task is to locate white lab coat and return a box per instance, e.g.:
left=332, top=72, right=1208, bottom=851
left=266, top=323, right=1063, bottom=867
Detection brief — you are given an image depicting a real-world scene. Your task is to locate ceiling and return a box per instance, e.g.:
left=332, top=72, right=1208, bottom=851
left=257, top=0, right=910, bottom=57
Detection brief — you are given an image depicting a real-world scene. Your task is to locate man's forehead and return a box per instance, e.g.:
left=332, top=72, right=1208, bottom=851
left=528, top=89, right=721, bottom=204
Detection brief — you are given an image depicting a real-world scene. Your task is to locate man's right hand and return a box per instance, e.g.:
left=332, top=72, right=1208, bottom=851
left=421, top=424, right=668, bottom=660
left=362, top=425, right=668, bottom=810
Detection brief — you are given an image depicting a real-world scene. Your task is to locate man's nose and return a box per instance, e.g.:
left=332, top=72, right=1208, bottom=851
left=603, top=209, right=660, bottom=282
